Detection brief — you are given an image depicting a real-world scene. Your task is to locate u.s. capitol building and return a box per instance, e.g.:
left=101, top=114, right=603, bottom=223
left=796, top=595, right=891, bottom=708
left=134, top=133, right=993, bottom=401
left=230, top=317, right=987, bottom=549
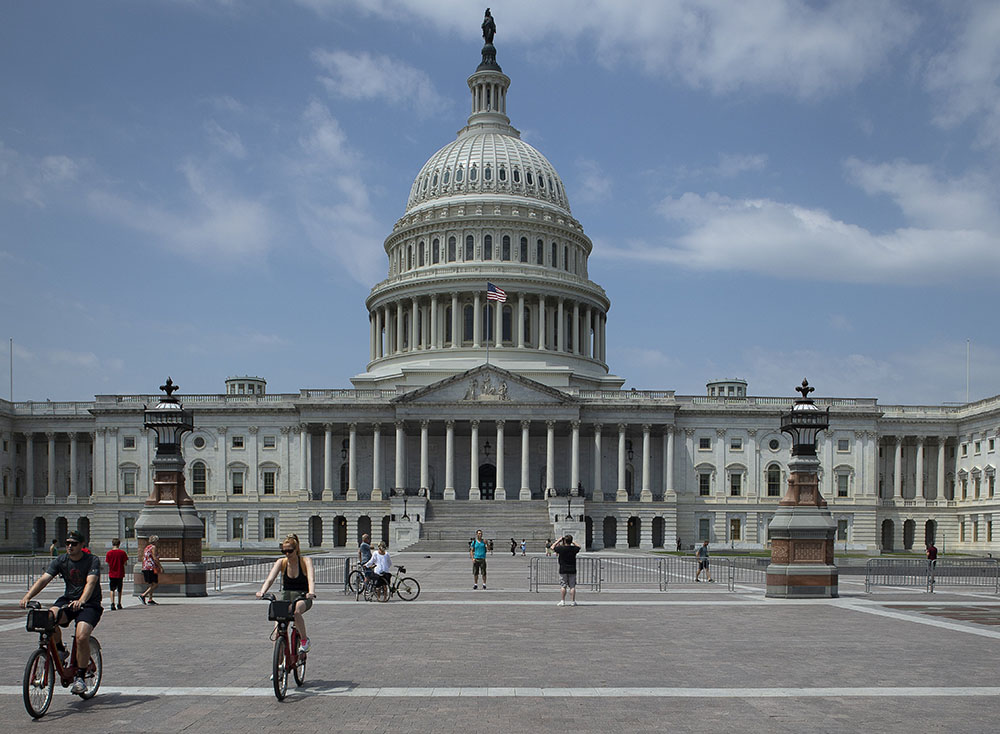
left=1, top=31, right=997, bottom=556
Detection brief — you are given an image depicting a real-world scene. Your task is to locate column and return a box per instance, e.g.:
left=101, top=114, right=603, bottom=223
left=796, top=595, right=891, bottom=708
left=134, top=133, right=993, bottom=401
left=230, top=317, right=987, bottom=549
left=937, top=439, right=946, bottom=500
left=92, top=430, right=104, bottom=497
left=593, top=424, right=603, bottom=501
left=46, top=432, right=55, bottom=497
left=494, top=300, right=502, bottom=348
left=69, top=433, right=78, bottom=499
left=557, top=298, right=565, bottom=352
left=396, top=301, right=404, bottom=353
left=893, top=438, right=903, bottom=499
left=473, top=292, right=482, bottom=348
left=376, top=308, right=384, bottom=358
left=410, top=297, right=418, bottom=351
left=372, top=423, right=382, bottom=501
left=916, top=438, right=925, bottom=500
left=394, top=421, right=405, bottom=492
left=299, top=425, right=308, bottom=496
left=573, top=301, right=580, bottom=354
left=469, top=420, right=481, bottom=500
left=495, top=420, right=506, bottom=500
left=323, top=424, right=334, bottom=500
left=420, top=420, right=430, bottom=493
left=545, top=421, right=555, bottom=495
left=537, top=295, right=546, bottom=350
left=570, top=421, right=580, bottom=494
left=347, top=423, right=358, bottom=500
left=369, top=311, right=376, bottom=362
left=600, top=314, right=607, bottom=362
left=640, top=424, right=652, bottom=502
left=451, top=293, right=459, bottom=349
left=665, top=427, right=676, bottom=495
left=520, top=420, right=531, bottom=500
left=616, top=423, right=627, bottom=501
left=444, top=420, right=456, bottom=500
left=583, top=306, right=592, bottom=358
left=430, top=295, right=439, bottom=349
left=517, top=292, right=525, bottom=348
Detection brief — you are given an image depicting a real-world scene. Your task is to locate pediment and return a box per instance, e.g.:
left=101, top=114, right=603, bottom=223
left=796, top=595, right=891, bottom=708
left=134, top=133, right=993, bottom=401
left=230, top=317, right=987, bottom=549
left=392, top=365, right=576, bottom=405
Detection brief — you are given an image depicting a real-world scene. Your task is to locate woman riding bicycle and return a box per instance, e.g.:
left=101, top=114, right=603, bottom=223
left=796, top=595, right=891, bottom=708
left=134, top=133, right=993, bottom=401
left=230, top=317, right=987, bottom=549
left=257, top=534, right=316, bottom=653
left=363, top=542, right=392, bottom=590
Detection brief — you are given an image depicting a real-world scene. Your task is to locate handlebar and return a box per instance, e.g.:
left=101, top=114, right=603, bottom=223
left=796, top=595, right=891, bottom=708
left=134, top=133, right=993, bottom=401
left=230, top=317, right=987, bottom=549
left=26, top=601, right=41, bottom=610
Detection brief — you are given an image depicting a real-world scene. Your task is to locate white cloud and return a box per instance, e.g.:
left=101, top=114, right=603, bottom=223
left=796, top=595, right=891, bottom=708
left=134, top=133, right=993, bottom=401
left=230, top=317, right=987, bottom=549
left=925, top=2, right=1000, bottom=150
left=714, top=153, right=768, bottom=179
left=0, top=142, right=86, bottom=208
left=573, top=158, right=612, bottom=203
left=312, top=49, right=447, bottom=117
left=204, top=120, right=247, bottom=159
left=303, top=1, right=916, bottom=99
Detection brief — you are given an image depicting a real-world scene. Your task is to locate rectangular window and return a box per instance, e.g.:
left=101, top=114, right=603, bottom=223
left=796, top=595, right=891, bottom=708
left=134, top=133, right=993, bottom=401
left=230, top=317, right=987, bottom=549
left=263, top=470, right=276, bottom=495
left=837, top=439, right=850, bottom=452
left=124, top=516, right=136, bottom=539
left=990, top=439, right=996, bottom=452
left=232, top=471, right=244, bottom=495
left=960, top=521, right=966, bottom=542
left=990, top=475, right=995, bottom=498
left=837, top=519, right=848, bottom=541
left=263, top=516, right=276, bottom=539
left=122, top=470, right=136, bottom=496
left=3, top=439, right=9, bottom=451
left=729, top=473, right=741, bottom=496
left=699, top=437, right=711, bottom=450
left=232, top=436, right=244, bottom=449
left=975, top=476, right=981, bottom=498
left=698, top=518, right=711, bottom=542
left=232, top=516, right=244, bottom=540
left=975, top=441, right=981, bottom=454
left=729, top=518, right=741, bottom=541
left=192, top=463, right=207, bottom=495
left=699, top=473, right=711, bottom=496
left=837, top=474, right=849, bottom=497
left=974, top=522, right=979, bottom=542
left=263, top=435, right=276, bottom=449
left=730, top=437, right=743, bottom=451
left=962, top=444, right=968, bottom=457
left=962, top=478, right=968, bottom=500
left=123, top=436, right=136, bottom=449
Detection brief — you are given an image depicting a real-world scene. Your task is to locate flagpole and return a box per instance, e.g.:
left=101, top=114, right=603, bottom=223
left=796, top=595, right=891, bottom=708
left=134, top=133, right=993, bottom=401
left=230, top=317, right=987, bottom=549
left=485, top=284, right=491, bottom=366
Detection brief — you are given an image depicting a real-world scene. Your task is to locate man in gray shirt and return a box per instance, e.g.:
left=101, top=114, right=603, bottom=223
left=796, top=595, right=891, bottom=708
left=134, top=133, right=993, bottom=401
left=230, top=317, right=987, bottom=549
left=695, top=540, right=714, bottom=582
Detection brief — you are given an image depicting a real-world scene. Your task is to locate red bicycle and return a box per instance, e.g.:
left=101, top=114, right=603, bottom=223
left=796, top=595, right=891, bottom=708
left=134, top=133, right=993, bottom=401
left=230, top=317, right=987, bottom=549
left=262, top=593, right=307, bottom=700
left=22, top=601, right=103, bottom=718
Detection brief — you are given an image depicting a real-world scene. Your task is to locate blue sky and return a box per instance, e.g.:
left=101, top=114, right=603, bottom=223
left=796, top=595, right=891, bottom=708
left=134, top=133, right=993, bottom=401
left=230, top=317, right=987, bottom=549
left=1, top=1, right=998, bottom=405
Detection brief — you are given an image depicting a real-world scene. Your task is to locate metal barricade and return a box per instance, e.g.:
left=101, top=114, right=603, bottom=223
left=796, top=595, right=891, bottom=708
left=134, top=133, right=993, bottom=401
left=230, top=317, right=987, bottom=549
left=0, top=556, right=51, bottom=587
left=528, top=556, right=600, bottom=592
left=865, top=558, right=933, bottom=593
left=210, top=554, right=353, bottom=593
left=927, top=558, right=1000, bottom=593
left=593, top=555, right=667, bottom=591
left=725, top=557, right=769, bottom=592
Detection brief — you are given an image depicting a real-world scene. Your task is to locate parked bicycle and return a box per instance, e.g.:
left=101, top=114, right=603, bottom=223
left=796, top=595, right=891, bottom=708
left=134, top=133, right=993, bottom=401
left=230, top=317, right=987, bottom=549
left=355, top=566, right=420, bottom=602
left=22, top=601, right=102, bottom=718
left=261, top=592, right=307, bottom=701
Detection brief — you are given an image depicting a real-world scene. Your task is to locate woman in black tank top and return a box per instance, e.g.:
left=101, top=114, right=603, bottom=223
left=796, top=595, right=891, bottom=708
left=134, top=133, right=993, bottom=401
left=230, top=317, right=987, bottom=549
left=256, top=534, right=316, bottom=653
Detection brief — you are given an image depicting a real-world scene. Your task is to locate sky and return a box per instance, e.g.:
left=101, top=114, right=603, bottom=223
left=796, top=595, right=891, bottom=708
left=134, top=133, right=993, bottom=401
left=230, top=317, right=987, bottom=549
left=1, top=0, right=998, bottom=405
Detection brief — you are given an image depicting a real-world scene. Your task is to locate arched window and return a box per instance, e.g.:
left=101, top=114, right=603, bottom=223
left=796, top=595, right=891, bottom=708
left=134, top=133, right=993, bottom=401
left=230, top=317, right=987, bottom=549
left=565, top=311, right=573, bottom=351
left=443, top=168, right=450, bottom=184
left=536, top=239, right=544, bottom=265
left=432, top=238, right=440, bottom=264
left=484, top=165, right=492, bottom=181
left=523, top=306, right=532, bottom=344
left=448, top=236, right=456, bottom=262
left=418, top=241, right=425, bottom=267
left=519, top=237, right=528, bottom=262
left=502, top=235, right=511, bottom=261
left=513, top=168, right=520, bottom=183
left=484, top=234, right=493, bottom=260
left=407, top=245, right=413, bottom=270
left=431, top=172, right=438, bottom=187
left=551, top=242, right=557, bottom=268
left=563, top=245, right=569, bottom=271
left=465, top=235, right=474, bottom=261
left=502, top=305, right=513, bottom=343
left=456, top=166, right=464, bottom=183
left=766, top=465, right=782, bottom=497
left=403, top=314, right=410, bottom=348
left=445, top=305, right=453, bottom=344
left=527, top=170, right=534, bottom=185
left=499, top=166, right=506, bottom=181
left=192, top=461, right=207, bottom=495
left=463, top=305, right=474, bottom=342
left=539, top=173, right=545, bottom=189
left=469, top=165, right=478, bottom=182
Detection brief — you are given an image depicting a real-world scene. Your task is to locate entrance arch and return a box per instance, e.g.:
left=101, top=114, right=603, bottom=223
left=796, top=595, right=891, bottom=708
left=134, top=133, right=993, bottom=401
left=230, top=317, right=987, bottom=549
left=881, top=519, right=895, bottom=551
left=627, top=516, right=640, bottom=548
left=924, top=519, right=937, bottom=546
left=478, top=463, right=496, bottom=500
left=56, top=517, right=68, bottom=543
left=77, top=517, right=90, bottom=544
left=903, top=519, right=915, bottom=550
left=334, top=516, right=347, bottom=547
left=603, top=516, right=617, bottom=549
left=357, top=515, right=372, bottom=545
left=308, top=516, right=323, bottom=547
left=33, top=517, right=46, bottom=549
left=652, top=517, right=665, bottom=548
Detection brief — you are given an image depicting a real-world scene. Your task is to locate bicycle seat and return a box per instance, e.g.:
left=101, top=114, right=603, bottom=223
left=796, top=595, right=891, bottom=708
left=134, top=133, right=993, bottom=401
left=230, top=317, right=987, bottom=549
left=398, top=566, right=406, bottom=573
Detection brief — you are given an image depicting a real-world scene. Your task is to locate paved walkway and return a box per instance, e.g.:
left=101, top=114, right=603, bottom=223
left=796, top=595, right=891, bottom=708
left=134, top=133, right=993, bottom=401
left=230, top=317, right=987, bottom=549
left=2, top=551, right=999, bottom=733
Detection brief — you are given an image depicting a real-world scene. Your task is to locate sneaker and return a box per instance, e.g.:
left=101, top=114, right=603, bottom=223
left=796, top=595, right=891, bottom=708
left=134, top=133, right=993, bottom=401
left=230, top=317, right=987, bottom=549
left=557, top=600, right=566, bottom=607
left=298, top=638, right=310, bottom=654
left=473, top=584, right=477, bottom=589
left=147, top=599, right=158, bottom=605
left=571, top=601, right=577, bottom=606
left=708, top=579, right=715, bottom=583
left=695, top=578, right=701, bottom=583
left=482, top=585, right=486, bottom=590
left=139, top=596, right=147, bottom=605
left=71, top=676, right=86, bottom=694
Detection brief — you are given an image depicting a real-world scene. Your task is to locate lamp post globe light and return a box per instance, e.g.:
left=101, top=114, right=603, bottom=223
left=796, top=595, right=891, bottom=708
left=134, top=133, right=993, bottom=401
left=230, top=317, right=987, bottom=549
left=133, top=378, right=207, bottom=597
left=765, top=380, right=839, bottom=599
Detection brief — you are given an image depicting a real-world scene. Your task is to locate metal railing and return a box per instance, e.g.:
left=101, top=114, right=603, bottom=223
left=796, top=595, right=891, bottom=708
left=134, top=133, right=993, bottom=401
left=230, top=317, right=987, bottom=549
left=209, top=555, right=352, bottom=593
left=725, top=557, right=769, bottom=591
left=865, top=558, right=1000, bottom=593
left=528, top=556, right=600, bottom=592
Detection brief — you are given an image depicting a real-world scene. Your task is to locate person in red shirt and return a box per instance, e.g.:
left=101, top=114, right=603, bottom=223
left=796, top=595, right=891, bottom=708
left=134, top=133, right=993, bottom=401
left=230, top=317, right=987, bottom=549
left=105, top=538, right=128, bottom=610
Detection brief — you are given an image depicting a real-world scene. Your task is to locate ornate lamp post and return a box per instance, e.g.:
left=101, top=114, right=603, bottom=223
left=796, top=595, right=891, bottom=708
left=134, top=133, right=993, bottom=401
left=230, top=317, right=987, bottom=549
left=765, top=379, right=839, bottom=598
left=133, top=378, right=207, bottom=596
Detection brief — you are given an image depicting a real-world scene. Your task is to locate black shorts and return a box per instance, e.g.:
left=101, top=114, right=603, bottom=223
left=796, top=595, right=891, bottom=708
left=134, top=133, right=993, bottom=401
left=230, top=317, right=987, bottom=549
left=109, top=577, right=124, bottom=592
left=53, top=597, right=103, bottom=629
left=142, top=569, right=158, bottom=583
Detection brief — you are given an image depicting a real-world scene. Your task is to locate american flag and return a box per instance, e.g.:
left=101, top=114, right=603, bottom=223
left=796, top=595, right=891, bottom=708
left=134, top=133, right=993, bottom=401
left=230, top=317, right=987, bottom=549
left=486, top=282, right=507, bottom=303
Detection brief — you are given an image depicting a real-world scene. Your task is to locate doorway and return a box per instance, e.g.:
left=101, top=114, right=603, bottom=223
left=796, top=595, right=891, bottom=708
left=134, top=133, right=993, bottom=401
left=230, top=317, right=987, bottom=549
left=479, top=463, right=496, bottom=500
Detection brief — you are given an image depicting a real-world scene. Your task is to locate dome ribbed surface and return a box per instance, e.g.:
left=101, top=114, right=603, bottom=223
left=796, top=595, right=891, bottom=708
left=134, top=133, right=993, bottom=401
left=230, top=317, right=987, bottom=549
left=406, top=132, right=570, bottom=214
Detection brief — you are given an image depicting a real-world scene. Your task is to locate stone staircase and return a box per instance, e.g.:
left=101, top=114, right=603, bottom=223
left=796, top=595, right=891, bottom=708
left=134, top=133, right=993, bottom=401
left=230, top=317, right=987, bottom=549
left=404, top=500, right=555, bottom=553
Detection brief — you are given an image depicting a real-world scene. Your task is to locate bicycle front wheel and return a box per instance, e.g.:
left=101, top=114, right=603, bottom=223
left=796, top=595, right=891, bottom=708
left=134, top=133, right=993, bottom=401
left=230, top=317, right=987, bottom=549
left=396, top=577, right=421, bottom=601
left=346, top=570, right=364, bottom=595
left=272, top=636, right=288, bottom=700
left=23, top=648, right=54, bottom=719
left=78, top=638, right=102, bottom=699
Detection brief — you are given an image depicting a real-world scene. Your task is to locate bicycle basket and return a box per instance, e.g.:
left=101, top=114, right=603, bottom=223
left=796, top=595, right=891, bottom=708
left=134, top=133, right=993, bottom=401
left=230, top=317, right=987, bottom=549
left=26, top=608, right=54, bottom=633
left=267, top=600, right=295, bottom=621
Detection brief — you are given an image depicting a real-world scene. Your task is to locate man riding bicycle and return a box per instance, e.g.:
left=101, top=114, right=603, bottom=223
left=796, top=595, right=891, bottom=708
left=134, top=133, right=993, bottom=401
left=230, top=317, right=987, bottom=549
left=20, top=530, right=103, bottom=694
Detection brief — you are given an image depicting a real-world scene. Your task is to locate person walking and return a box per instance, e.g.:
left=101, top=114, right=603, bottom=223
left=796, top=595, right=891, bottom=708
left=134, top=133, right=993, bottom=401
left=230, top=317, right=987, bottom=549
left=470, top=529, right=488, bottom=589
left=552, top=534, right=581, bottom=606
left=510, top=538, right=517, bottom=556
left=545, top=539, right=552, bottom=557
left=105, top=538, right=128, bottom=610
left=49, top=538, right=59, bottom=557
left=520, top=538, right=527, bottom=556
left=139, top=535, right=164, bottom=604
left=695, top=540, right=713, bottom=582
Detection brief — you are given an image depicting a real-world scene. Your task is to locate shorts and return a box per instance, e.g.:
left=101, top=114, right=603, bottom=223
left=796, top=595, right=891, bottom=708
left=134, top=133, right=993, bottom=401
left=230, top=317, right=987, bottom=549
left=472, top=558, right=487, bottom=575
left=109, top=577, right=124, bottom=592
left=142, top=569, right=158, bottom=583
left=698, top=560, right=710, bottom=570
left=280, top=591, right=313, bottom=612
left=559, top=573, right=576, bottom=589
left=53, top=596, right=103, bottom=628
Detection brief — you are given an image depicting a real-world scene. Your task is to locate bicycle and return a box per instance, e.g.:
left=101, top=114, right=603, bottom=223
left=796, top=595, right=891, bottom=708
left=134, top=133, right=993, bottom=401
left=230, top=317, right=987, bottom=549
left=261, top=593, right=308, bottom=701
left=346, top=563, right=366, bottom=596
left=22, top=601, right=103, bottom=719
left=356, top=566, right=420, bottom=602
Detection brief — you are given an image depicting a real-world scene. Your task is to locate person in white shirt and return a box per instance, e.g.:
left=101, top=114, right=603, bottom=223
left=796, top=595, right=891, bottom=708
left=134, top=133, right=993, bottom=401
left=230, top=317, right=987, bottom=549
left=364, top=542, right=392, bottom=590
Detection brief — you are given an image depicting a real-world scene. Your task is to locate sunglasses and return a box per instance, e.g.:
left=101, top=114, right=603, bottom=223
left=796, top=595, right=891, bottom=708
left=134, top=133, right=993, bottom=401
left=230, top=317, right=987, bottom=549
left=65, top=540, right=81, bottom=547
left=281, top=548, right=295, bottom=554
